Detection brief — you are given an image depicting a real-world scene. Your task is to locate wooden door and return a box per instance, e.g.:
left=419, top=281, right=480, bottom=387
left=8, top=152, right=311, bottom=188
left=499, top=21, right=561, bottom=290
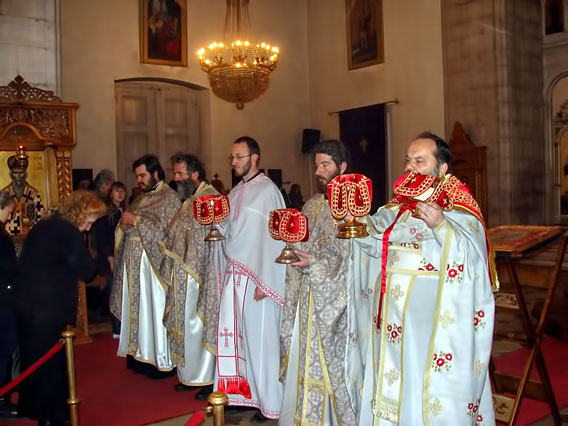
left=115, top=84, right=157, bottom=194
left=115, top=82, right=199, bottom=194
left=155, top=86, right=199, bottom=179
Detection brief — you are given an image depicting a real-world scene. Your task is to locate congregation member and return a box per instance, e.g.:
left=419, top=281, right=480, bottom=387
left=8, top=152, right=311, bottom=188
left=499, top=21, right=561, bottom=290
left=159, top=154, right=221, bottom=398
left=91, top=169, right=115, bottom=202
left=279, top=140, right=377, bottom=425
left=15, top=190, right=106, bottom=426
left=0, top=191, right=17, bottom=418
left=92, top=181, right=127, bottom=337
left=110, top=155, right=181, bottom=374
left=357, top=133, right=496, bottom=425
left=215, top=136, right=287, bottom=421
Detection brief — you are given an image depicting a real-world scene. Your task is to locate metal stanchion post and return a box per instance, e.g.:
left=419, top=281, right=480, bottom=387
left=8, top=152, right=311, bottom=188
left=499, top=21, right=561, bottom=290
left=207, top=391, right=228, bottom=426
left=62, top=330, right=80, bottom=426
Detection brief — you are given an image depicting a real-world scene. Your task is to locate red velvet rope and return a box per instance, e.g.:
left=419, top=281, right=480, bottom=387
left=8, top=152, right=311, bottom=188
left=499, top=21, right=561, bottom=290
left=0, top=340, right=65, bottom=397
left=184, top=410, right=205, bottom=426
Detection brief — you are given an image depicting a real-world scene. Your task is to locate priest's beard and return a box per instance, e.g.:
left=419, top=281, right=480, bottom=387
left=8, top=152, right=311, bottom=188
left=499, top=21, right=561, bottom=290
left=140, top=176, right=158, bottom=193
left=316, top=170, right=341, bottom=193
left=234, top=157, right=252, bottom=178
left=176, top=179, right=196, bottom=201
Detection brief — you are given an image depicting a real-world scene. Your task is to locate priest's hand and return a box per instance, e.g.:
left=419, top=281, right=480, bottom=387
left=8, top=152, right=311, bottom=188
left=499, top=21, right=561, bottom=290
left=291, top=249, right=311, bottom=269
left=120, top=212, right=136, bottom=230
left=415, top=202, right=444, bottom=229
left=254, top=286, right=268, bottom=301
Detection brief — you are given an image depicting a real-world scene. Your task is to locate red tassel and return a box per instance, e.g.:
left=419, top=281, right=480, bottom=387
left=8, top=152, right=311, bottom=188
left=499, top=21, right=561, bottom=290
left=217, top=378, right=225, bottom=393
left=239, top=378, right=251, bottom=399
left=227, top=377, right=238, bottom=394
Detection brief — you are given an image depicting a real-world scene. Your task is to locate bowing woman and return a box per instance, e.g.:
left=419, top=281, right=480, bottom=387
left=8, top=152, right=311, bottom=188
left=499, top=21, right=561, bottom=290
left=15, top=190, right=106, bottom=426
left=0, top=191, right=17, bottom=414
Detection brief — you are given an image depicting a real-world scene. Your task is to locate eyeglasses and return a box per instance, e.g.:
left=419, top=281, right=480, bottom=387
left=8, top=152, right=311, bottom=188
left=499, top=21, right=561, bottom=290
left=228, top=154, right=252, bottom=162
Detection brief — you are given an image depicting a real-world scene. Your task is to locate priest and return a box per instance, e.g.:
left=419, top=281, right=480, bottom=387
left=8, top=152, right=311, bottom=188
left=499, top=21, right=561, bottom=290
left=357, top=133, right=496, bottom=425
left=110, top=154, right=181, bottom=373
left=215, top=136, right=286, bottom=421
left=279, top=140, right=379, bottom=425
left=160, top=154, right=221, bottom=398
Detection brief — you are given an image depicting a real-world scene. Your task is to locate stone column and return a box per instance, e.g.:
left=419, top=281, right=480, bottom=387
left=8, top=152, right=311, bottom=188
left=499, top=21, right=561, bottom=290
left=442, top=0, right=543, bottom=225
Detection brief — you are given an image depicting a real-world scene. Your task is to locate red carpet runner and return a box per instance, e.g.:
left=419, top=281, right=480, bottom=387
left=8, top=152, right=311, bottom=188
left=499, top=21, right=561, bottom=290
left=1, top=333, right=207, bottom=426
left=1, top=335, right=566, bottom=425
left=492, top=337, right=568, bottom=425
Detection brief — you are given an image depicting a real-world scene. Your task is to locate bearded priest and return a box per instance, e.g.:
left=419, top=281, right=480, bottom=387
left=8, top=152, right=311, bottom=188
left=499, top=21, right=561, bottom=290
left=279, top=140, right=380, bottom=425
left=215, top=136, right=287, bottom=421
left=356, top=133, right=496, bottom=425
left=110, top=155, right=181, bottom=373
left=159, top=154, right=222, bottom=399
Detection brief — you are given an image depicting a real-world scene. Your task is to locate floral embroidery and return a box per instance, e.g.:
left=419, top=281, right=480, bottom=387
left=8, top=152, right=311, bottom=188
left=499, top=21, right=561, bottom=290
left=386, top=323, right=402, bottom=344
left=391, top=284, right=404, bottom=302
left=473, top=359, right=484, bottom=376
left=426, top=398, right=443, bottom=416
left=348, top=331, right=358, bottom=345
left=432, top=350, right=453, bottom=372
left=388, top=250, right=400, bottom=267
left=439, top=311, right=455, bottom=328
left=409, top=225, right=426, bottom=242
left=474, top=309, right=486, bottom=331
left=476, top=414, right=484, bottom=425
left=400, top=242, right=420, bottom=250
left=445, top=261, right=464, bottom=284
left=467, top=399, right=481, bottom=419
left=468, top=219, right=480, bottom=234
left=385, top=368, right=399, bottom=385
left=361, top=288, right=373, bottom=301
left=419, top=258, right=438, bottom=272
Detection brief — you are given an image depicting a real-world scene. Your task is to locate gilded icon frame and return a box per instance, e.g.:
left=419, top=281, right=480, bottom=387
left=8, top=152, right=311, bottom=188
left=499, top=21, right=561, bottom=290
left=140, top=0, right=188, bottom=67
left=346, top=0, right=384, bottom=70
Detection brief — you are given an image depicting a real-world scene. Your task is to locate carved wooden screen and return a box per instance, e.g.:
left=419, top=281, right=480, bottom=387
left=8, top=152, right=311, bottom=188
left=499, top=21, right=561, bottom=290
left=0, top=76, right=90, bottom=343
left=448, top=121, right=488, bottom=222
left=0, top=75, right=78, bottom=216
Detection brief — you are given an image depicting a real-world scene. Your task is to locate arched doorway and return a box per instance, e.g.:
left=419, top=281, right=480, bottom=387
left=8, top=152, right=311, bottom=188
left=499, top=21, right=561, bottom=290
left=114, top=78, right=208, bottom=193
left=550, top=75, right=568, bottom=222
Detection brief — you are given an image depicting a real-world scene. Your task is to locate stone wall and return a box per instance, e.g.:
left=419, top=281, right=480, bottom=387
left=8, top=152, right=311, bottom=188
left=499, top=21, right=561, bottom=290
left=442, top=0, right=544, bottom=225
left=0, top=0, right=59, bottom=93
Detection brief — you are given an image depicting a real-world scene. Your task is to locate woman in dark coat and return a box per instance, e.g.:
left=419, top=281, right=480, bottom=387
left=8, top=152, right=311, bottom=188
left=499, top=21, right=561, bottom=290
left=0, top=191, right=17, bottom=414
left=15, top=190, right=106, bottom=426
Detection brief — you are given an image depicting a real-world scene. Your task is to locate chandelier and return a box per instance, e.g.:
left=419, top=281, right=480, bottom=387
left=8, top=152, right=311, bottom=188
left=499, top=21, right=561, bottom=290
left=197, top=0, right=279, bottom=109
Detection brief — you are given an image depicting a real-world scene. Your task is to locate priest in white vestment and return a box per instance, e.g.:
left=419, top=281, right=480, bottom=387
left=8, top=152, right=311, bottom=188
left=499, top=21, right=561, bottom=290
left=215, top=137, right=287, bottom=421
left=110, top=155, right=181, bottom=371
left=160, top=154, right=221, bottom=396
left=357, top=134, right=497, bottom=425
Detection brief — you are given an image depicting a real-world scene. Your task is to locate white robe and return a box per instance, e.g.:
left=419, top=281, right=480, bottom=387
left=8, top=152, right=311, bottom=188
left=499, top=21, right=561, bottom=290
left=215, top=173, right=287, bottom=419
left=357, top=207, right=496, bottom=426
left=112, top=181, right=181, bottom=370
left=159, top=182, right=223, bottom=385
left=279, top=195, right=380, bottom=426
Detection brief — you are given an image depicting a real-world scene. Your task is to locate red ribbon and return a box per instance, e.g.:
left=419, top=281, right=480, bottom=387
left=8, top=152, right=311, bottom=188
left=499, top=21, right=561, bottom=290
left=376, top=206, right=412, bottom=330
